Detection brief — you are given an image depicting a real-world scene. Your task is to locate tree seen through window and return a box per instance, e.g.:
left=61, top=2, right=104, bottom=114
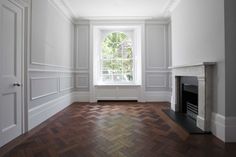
left=101, top=32, right=134, bottom=83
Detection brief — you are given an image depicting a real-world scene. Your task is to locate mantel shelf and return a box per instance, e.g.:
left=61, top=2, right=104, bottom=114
left=169, top=62, right=216, bottom=69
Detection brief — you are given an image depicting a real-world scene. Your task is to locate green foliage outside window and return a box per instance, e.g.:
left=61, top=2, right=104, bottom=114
left=101, top=32, right=134, bottom=82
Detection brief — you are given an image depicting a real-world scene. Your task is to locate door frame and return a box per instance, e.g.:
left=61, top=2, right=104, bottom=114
left=8, top=0, right=30, bottom=134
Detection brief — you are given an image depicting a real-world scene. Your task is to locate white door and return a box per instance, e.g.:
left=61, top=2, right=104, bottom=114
left=0, top=0, right=23, bottom=147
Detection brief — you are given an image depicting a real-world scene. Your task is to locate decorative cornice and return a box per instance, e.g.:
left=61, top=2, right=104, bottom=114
left=162, top=0, right=181, bottom=17
left=49, top=0, right=181, bottom=22
left=145, top=19, right=171, bottom=25
left=49, top=0, right=75, bottom=22
left=74, top=16, right=155, bottom=21
left=61, top=0, right=77, bottom=18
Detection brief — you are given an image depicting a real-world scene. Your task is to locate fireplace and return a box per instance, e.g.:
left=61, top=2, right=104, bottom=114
left=171, top=63, right=215, bottom=131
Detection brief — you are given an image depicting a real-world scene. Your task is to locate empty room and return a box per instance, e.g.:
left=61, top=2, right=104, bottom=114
left=0, top=0, right=236, bottom=156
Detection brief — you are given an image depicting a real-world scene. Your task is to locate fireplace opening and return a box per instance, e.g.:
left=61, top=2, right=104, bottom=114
left=181, top=79, right=198, bottom=121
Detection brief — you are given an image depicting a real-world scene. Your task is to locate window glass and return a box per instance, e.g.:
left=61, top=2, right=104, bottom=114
left=100, top=32, right=134, bottom=83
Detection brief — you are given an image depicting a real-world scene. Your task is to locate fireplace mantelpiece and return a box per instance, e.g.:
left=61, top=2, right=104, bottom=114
left=170, top=62, right=215, bottom=131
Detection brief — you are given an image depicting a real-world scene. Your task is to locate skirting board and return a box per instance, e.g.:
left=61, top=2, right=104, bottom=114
left=211, top=112, right=236, bottom=142
left=28, top=93, right=75, bottom=130
left=196, top=116, right=206, bottom=131
left=145, top=91, right=171, bottom=102
left=73, top=91, right=90, bottom=102
left=74, top=91, right=172, bottom=102
left=225, top=116, right=236, bottom=142
left=95, top=97, right=139, bottom=101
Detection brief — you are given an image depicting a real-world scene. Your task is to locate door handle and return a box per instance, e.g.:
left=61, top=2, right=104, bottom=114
left=13, top=82, right=21, bottom=87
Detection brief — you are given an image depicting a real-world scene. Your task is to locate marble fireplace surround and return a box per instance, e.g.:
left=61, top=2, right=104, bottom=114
left=170, top=62, right=215, bottom=131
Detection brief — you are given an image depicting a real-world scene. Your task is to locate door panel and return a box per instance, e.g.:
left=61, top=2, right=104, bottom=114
left=0, top=0, right=23, bottom=147
left=1, top=93, right=17, bottom=131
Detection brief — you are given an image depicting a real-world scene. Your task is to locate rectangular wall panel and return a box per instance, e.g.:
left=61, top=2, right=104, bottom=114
left=30, top=77, right=58, bottom=100
left=145, top=24, right=167, bottom=70
left=76, top=73, right=89, bottom=90
left=95, top=86, right=140, bottom=100
left=146, top=73, right=167, bottom=88
left=76, top=25, right=89, bottom=70
left=60, top=76, right=74, bottom=92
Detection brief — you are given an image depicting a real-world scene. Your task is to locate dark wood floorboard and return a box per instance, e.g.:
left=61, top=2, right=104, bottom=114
left=0, top=102, right=236, bottom=157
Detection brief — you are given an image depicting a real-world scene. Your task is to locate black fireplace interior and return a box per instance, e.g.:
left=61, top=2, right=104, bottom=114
left=180, top=77, right=198, bottom=121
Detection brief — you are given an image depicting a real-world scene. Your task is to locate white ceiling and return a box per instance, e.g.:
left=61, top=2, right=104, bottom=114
left=53, top=0, right=181, bottom=20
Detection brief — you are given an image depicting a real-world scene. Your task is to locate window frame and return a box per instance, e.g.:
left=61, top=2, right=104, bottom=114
left=93, top=26, right=142, bottom=86
left=99, top=31, right=135, bottom=84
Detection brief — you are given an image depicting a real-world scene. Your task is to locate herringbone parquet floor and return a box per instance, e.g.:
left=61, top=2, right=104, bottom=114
left=1, top=102, right=236, bottom=157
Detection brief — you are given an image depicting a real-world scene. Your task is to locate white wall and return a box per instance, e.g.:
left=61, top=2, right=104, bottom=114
left=171, top=0, right=225, bottom=116
left=74, top=20, right=171, bottom=102
left=31, top=0, right=74, bottom=68
left=225, top=0, right=236, bottom=117
left=224, top=0, right=236, bottom=142
left=28, top=0, right=75, bottom=129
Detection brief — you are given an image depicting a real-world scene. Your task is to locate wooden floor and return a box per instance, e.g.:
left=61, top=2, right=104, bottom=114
left=1, top=102, right=236, bottom=157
